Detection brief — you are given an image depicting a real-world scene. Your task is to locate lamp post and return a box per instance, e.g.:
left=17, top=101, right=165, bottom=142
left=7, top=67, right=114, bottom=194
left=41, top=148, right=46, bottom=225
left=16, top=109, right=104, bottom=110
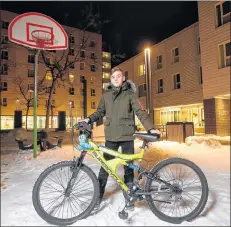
left=144, top=47, right=154, bottom=126
left=16, top=98, right=19, bottom=110
left=69, top=101, right=72, bottom=128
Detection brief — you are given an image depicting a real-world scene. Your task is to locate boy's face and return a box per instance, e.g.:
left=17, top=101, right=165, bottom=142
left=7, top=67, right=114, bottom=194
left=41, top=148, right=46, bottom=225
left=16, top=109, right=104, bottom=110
left=110, top=70, right=125, bottom=87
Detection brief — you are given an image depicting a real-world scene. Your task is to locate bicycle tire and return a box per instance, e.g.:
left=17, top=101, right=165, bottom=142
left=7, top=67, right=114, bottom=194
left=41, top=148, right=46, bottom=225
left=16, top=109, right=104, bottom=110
left=32, top=161, right=99, bottom=226
left=145, top=157, right=208, bottom=224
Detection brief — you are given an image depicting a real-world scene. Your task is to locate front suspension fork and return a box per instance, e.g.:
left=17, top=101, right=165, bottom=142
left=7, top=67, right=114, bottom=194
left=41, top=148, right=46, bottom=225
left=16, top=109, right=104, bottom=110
left=65, top=150, right=87, bottom=196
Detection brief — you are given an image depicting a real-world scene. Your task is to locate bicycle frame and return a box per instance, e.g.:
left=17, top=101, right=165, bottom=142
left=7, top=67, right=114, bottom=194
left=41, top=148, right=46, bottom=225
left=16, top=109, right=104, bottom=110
left=79, top=139, right=145, bottom=192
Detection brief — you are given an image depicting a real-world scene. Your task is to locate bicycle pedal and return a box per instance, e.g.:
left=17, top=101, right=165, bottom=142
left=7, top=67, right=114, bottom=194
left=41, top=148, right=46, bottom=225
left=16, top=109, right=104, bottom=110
left=118, top=211, right=128, bottom=220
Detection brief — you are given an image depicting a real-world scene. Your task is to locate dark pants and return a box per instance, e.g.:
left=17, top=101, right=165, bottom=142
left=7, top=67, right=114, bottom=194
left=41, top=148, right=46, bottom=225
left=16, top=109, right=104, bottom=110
left=98, top=140, right=134, bottom=200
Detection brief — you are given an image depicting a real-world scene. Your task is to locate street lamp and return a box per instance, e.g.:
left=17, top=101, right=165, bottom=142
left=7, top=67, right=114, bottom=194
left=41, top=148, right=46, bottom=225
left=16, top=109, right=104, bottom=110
left=16, top=98, right=19, bottom=110
left=69, top=101, right=72, bottom=128
left=144, top=47, right=154, bottom=125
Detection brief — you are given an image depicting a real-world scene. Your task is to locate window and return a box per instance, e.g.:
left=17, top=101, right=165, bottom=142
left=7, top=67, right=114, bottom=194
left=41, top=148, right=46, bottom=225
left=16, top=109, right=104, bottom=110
left=1, top=35, right=9, bottom=44
left=218, top=41, right=231, bottom=68
left=1, top=98, right=7, bottom=106
left=138, top=84, right=146, bottom=97
left=28, top=54, right=35, bottom=63
left=125, top=71, right=128, bottom=80
left=91, top=64, right=96, bottom=72
left=103, top=62, right=111, bottom=69
left=216, top=1, right=231, bottom=27
left=1, top=50, right=8, bottom=60
left=80, top=50, right=85, bottom=58
left=102, top=52, right=111, bottom=59
left=197, top=37, right=201, bottom=54
left=45, top=86, right=55, bottom=94
left=28, top=84, right=34, bottom=92
left=91, top=52, right=95, bottom=59
left=138, top=64, right=145, bottom=76
left=69, top=35, right=75, bottom=44
left=199, top=66, right=203, bottom=84
left=90, top=76, right=96, bottom=84
left=156, top=55, right=162, bottom=69
left=0, top=81, right=8, bottom=91
left=80, top=62, right=85, bottom=70
left=69, top=74, right=75, bottom=83
left=81, top=88, right=85, bottom=95
left=172, top=47, right=179, bottom=63
left=45, top=57, right=51, bottom=65
left=91, top=89, right=95, bottom=96
left=173, top=73, right=181, bottom=89
left=103, top=72, right=110, bottom=79
left=69, top=101, right=74, bottom=108
left=69, top=87, right=75, bottom=95
left=1, top=64, right=8, bottom=75
left=28, top=69, right=34, bottom=77
left=80, top=75, right=85, bottom=82
left=91, top=101, right=96, bottom=109
left=69, top=62, right=75, bottom=69
left=45, top=71, right=52, bottom=80
left=89, top=40, right=96, bottom=47
left=158, top=79, right=163, bottom=93
left=69, top=48, right=74, bottom=56
left=2, top=21, right=9, bottom=29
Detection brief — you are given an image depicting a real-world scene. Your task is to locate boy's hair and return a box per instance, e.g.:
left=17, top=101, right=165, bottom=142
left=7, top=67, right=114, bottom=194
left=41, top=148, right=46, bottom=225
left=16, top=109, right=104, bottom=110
left=111, top=67, right=123, bottom=76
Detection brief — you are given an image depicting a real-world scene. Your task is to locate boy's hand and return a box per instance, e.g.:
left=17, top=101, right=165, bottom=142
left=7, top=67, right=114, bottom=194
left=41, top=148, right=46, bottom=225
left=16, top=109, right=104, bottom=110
left=149, top=129, right=162, bottom=136
left=78, top=118, right=90, bottom=124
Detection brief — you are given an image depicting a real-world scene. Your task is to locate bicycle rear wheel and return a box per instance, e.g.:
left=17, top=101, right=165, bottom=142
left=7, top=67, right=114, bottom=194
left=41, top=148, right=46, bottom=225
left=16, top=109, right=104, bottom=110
left=32, top=161, right=99, bottom=225
left=145, top=157, right=208, bottom=224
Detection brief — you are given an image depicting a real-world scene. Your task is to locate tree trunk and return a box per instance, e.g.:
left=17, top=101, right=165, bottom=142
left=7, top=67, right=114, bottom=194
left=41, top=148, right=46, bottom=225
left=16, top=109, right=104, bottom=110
left=26, top=105, right=29, bottom=130
left=45, top=79, right=56, bottom=129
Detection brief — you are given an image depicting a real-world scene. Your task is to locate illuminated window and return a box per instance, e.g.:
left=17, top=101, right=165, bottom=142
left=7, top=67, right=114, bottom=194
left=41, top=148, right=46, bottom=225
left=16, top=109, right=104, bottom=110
left=103, top=62, right=111, bottom=69
left=69, top=101, right=74, bottom=108
left=69, top=74, right=75, bottom=83
left=103, top=72, right=110, bottom=79
left=216, top=1, right=230, bottom=27
left=45, top=71, right=52, bottom=80
left=90, top=76, right=96, bottom=84
left=103, top=52, right=111, bottom=59
left=138, top=64, right=145, bottom=76
left=218, top=41, right=231, bottom=68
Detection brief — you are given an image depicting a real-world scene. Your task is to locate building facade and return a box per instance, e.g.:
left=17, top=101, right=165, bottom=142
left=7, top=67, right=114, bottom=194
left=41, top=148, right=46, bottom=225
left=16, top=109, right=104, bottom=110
left=117, top=1, right=230, bottom=136
left=0, top=10, right=103, bottom=130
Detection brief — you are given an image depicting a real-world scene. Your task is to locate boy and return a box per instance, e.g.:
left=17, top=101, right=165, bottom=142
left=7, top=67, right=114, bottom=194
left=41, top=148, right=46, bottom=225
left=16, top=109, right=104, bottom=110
left=81, top=67, right=161, bottom=210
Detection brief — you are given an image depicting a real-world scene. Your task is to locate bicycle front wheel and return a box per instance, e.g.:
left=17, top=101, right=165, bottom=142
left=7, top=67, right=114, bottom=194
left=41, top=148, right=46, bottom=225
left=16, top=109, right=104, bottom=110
left=32, top=161, right=99, bottom=226
left=145, top=157, right=208, bottom=224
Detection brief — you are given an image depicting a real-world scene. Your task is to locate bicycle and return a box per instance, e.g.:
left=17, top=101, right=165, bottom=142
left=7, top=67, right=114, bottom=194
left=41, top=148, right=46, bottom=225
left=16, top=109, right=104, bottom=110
left=32, top=122, right=209, bottom=226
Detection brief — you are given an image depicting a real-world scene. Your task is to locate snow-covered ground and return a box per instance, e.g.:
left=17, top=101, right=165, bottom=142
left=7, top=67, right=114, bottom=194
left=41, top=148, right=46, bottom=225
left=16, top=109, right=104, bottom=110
left=1, top=136, right=230, bottom=226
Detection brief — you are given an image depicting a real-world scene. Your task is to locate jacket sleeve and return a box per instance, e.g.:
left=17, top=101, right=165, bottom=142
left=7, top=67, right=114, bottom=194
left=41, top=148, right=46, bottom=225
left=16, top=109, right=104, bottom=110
left=130, top=92, right=153, bottom=131
left=88, top=96, right=106, bottom=123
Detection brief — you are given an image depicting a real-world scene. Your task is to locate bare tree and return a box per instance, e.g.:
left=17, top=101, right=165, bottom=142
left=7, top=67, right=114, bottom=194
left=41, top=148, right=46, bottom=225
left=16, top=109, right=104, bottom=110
left=39, top=3, right=109, bottom=129
left=14, top=75, right=45, bottom=129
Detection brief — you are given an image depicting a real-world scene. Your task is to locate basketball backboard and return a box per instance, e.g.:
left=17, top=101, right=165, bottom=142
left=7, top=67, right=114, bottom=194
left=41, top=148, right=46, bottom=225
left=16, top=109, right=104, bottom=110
left=8, top=12, right=68, bottom=50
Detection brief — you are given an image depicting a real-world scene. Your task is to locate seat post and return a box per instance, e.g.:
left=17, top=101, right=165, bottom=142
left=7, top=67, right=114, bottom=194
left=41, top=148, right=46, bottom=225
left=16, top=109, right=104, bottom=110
left=141, top=140, right=149, bottom=149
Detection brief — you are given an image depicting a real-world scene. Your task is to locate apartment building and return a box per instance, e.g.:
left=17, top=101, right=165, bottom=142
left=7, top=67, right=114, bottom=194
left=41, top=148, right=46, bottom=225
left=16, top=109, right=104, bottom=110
left=0, top=10, right=103, bottom=130
left=102, top=51, right=111, bottom=89
left=117, top=1, right=230, bottom=136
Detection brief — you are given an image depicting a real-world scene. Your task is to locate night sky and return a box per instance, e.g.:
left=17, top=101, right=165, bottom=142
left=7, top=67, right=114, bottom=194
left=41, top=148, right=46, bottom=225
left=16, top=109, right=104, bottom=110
left=1, top=1, right=198, bottom=61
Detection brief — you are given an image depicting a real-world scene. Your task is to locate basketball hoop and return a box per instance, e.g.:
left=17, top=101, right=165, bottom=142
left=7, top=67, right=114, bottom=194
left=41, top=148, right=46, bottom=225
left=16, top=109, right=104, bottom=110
left=31, top=30, right=54, bottom=49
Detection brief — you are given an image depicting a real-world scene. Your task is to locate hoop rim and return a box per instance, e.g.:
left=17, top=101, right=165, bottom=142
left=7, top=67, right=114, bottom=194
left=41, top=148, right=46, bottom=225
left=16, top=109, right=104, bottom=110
left=31, top=29, right=54, bottom=41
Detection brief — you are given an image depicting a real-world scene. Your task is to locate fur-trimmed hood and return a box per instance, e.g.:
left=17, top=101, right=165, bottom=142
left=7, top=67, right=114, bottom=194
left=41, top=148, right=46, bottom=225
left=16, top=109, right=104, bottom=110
left=104, top=80, right=136, bottom=92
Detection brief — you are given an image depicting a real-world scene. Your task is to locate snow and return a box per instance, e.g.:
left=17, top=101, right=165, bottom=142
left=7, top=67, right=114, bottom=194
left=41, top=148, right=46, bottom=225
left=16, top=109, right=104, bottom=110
left=1, top=136, right=230, bottom=226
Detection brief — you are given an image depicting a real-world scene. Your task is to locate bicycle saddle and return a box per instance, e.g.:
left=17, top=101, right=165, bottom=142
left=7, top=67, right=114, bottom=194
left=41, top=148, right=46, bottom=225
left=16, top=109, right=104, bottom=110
left=133, top=133, right=160, bottom=142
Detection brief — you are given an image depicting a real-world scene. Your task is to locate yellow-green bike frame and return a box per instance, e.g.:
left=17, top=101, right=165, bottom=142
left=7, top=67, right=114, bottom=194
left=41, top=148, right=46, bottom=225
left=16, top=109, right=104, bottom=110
left=85, top=139, right=145, bottom=192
